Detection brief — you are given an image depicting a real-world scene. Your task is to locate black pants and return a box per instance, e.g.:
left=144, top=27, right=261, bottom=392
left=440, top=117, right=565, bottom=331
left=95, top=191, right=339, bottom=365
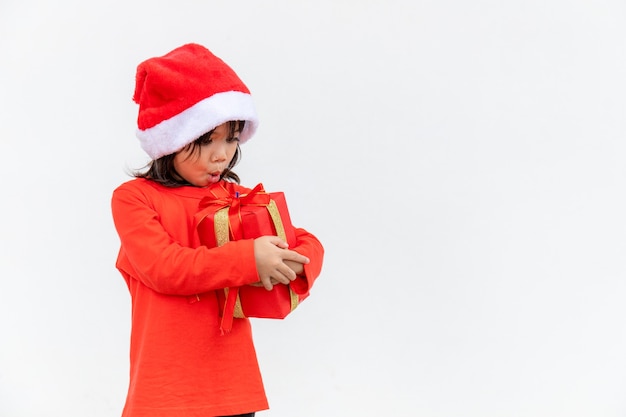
left=220, top=414, right=255, bottom=417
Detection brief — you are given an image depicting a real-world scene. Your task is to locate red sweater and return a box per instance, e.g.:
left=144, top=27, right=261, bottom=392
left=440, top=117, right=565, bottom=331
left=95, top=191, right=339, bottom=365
left=111, top=178, right=324, bottom=417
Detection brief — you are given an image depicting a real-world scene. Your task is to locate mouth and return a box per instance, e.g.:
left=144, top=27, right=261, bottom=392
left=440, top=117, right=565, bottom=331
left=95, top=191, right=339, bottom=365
left=207, top=170, right=222, bottom=183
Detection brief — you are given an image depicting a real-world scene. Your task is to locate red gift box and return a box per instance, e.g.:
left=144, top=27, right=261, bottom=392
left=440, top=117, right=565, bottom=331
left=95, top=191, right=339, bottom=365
left=194, top=183, right=308, bottom=333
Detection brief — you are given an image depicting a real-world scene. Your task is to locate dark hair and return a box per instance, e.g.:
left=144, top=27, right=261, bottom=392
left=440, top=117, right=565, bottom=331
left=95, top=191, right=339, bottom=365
left=133, top=121, right=244, bottom=187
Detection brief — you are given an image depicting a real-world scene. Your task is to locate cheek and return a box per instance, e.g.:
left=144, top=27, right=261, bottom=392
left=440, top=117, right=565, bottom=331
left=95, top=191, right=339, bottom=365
left=172, top=151, right=197, bottom=175
left=172, top=154, right=185, bottom=173
left=227, top=144, right=239, bottom=160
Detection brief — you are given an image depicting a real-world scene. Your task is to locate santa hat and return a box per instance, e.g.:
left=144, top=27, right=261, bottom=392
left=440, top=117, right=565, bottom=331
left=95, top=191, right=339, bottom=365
left=133, top=43, right=259, bottom=159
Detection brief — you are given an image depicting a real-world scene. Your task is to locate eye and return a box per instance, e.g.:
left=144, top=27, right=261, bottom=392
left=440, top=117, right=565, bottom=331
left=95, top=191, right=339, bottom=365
left=195, top=132, right=212, bottom=146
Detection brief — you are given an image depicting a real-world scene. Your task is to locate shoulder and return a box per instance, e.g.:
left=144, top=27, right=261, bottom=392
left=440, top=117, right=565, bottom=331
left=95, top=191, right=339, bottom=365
left=114, top=178, right=153, bottom=193
left=113, top=178, right=165, bottom=198
left=111, top=178, right=164, bottom=208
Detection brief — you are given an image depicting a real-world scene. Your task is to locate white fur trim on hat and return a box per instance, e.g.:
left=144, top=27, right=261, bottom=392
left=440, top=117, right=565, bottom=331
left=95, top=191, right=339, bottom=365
left=136, top=91, right=258, bottom=160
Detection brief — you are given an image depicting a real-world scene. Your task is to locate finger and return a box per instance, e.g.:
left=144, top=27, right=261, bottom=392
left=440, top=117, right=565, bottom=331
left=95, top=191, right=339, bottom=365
left=260, top=276, right=274, bottom=291
left=249, top=278, right=280, bottom=287
left=284, top=251, right=310, bottom=264
left=280, top=265, right=298, bottom=282
left=272, top=269, right=293, bottom=285
left=266, top=235, right=289, bottom=249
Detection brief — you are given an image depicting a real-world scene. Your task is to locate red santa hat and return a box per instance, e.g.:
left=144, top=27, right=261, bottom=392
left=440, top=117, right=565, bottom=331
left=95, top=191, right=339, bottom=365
left=133, top=43, right=259, bottom=159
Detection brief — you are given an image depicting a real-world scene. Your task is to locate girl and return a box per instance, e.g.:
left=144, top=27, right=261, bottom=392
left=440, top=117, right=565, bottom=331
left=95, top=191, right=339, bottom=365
left=111, top=43, right=324, bottom=417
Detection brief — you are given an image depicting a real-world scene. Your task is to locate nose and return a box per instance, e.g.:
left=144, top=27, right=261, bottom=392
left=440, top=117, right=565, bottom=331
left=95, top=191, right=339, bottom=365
left=210, top=141, right=228, bottom=162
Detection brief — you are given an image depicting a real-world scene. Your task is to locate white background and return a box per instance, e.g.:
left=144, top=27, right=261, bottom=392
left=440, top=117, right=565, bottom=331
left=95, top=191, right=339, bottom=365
left=1, top=1, right=625, bottom=416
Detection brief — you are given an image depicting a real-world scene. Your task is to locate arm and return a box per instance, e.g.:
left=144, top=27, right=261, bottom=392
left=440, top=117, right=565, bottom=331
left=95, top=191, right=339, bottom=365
left=111, top=186, right=260, bottom=296
left=282, top=228, right=324, bottom=295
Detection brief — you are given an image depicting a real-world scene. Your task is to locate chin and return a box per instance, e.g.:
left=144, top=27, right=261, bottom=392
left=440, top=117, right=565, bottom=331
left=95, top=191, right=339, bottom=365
left=188, top=179, right=207, bottom=187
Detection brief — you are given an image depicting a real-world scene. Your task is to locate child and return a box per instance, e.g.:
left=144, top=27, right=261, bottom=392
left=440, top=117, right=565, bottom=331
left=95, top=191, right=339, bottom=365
left=111, top=43, right=324, bottom=417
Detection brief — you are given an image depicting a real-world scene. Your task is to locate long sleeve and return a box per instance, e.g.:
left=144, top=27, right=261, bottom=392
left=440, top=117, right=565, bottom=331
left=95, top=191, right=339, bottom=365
left=111, top=181, right=260, bottom=296
left=289, top=227, right=325, bottom=295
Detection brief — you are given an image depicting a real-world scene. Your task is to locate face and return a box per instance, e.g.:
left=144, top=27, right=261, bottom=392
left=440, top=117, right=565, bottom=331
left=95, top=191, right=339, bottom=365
left=173, top=122, right=240, bottom=187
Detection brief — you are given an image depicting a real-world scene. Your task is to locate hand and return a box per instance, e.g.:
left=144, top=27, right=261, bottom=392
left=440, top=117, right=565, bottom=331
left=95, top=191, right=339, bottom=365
left=248, top=260, right=304, bottom=287
left=283, top=259, right=305, bottom=275
left=249, top=278, right=279, bottom=287
left=254, top=235, right=310, bottom=291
